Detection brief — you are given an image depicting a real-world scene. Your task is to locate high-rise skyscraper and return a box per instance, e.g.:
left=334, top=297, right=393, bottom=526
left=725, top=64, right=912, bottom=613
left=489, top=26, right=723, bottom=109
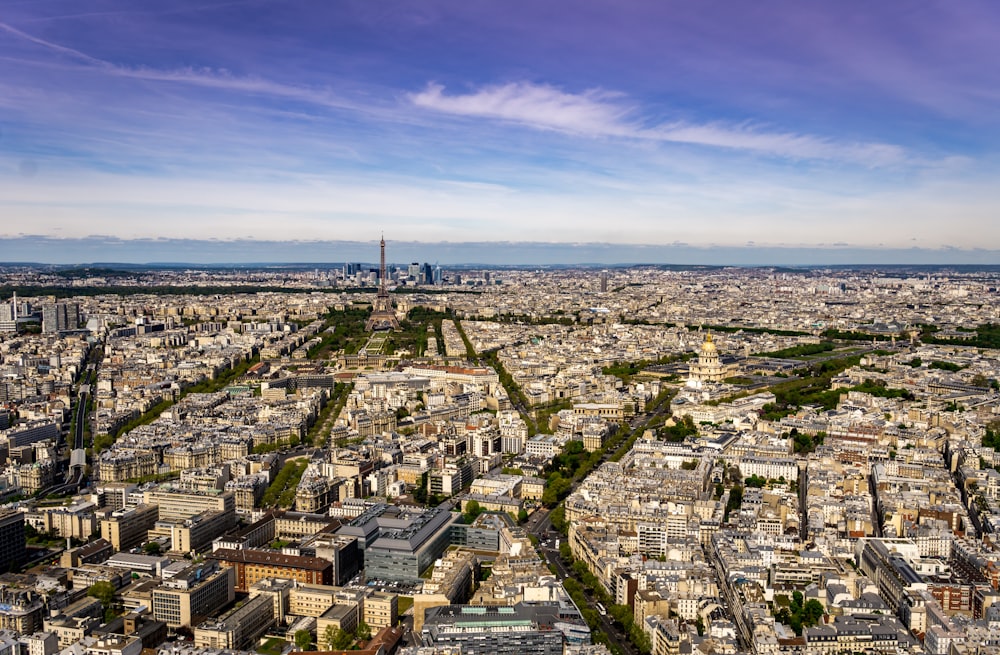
left=600, top=270, right=609, bottom=293
left=0, top=511, right=26, bottom=572
left=42, top=302, right=79, bottom=334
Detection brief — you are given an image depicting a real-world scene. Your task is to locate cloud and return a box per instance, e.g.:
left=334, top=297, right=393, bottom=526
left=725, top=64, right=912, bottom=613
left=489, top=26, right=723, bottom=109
left=647, top=122, right=905, bottom=166
left=0, top=20, right=362, bottom=112
left=1, top=20, right=906, bottom=165
left=410, top=81, right=905, bottom=164
left=410, top=82, right=632, bottom=137
left=0, top=20, right=107, bottom=66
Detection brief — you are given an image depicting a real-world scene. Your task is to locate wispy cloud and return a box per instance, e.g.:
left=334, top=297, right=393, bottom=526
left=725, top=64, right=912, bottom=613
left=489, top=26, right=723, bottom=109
left=647, top=122, right=905, bottom=166
left=0, top=20, right=107, bottom=66
left=0, top=20, right=361, bottom=112
left=410, top=81, right=905, bottom=164
left=1, top=20, right=905, bottom=165
left=410, top=82, right=633, bottom=137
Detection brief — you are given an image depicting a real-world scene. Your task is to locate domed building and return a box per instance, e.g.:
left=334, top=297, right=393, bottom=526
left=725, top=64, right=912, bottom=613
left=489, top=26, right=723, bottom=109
left=686, top=332, right=730, bottom=388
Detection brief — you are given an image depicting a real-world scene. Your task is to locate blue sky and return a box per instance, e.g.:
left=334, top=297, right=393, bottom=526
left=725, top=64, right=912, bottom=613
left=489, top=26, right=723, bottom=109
left=1, top=1, right=999, bottom=264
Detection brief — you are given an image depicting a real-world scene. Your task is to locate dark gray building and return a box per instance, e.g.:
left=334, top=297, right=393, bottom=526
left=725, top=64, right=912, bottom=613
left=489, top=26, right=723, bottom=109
left=338, top=504, right=459, bottom=582
left=42, top=302, right=79, bottom=334
left=0, top=511, right=27, bottom=572
left=421, top=603, right=565, bottom=655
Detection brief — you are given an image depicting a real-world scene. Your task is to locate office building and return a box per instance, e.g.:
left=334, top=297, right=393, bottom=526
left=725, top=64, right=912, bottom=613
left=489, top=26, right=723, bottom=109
left=100, top=504, right=159, bottom=552
left=91, top=614, right=168, bottom=651
left=41, top=302, right=79, bottom=334
left=0, top=511, right=27, bottom=572
left=60, top=539, right=114, bottom=568
left=151, top=562, right=235, bottom=627
left=208, top=548, right=333, bottom=592
left=300, top=532, right=361, bottom=586
left=143, top=487, right=236, bottom=522
left=0, top=585, right=44, bottom=634
left=18, top=631, right=59, bottom=655
left=193, top=593, right=274, bottom=650
left=364, top=591, right=399, bottom=629
left=84, top=636, right=142, bottom=655
left=420, top=603, right=565, bottom=655
left=338, top=505, right=460, bottom=582
left=161, top=508, right=236, bottom=553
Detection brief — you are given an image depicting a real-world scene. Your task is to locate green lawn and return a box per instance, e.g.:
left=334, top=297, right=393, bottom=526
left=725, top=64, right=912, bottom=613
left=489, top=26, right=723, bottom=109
left=257, top=637, right=285, bottom=655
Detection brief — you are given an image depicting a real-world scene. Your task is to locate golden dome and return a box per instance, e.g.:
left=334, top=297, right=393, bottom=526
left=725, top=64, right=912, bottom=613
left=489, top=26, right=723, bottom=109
left=701, top=332, right=717, bottom=353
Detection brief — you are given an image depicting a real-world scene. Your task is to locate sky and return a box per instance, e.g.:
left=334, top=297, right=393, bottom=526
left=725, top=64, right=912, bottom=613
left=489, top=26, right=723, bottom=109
left=1, top=0, right=999, bottom=264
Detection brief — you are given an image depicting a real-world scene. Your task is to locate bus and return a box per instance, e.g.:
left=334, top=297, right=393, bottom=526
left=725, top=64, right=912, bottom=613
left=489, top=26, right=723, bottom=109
left=596, top=602, right=607, bottom=616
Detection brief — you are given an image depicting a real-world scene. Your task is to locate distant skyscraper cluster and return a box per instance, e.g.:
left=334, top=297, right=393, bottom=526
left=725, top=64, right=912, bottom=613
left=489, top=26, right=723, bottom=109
left=42, top=301, right=79, bottom=334
left=342, top=253, right=440, bottom=287
left=1, top=295, right=75, bottom=334
left=0, top=293, right=23, bottom=333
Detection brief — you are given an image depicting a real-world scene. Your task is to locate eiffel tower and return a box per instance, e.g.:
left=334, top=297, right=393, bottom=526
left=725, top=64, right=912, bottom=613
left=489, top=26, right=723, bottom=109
left=365, top=235, right=400, bottom=331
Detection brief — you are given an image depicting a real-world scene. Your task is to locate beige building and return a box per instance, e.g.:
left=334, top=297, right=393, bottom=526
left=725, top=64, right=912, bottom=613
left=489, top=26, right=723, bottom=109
left=248, top=578, right=296, bottom=624
left=151, top=563, right=235, bottom=627
left=96, top=450, right=158, bottom=483
left=143, top=487, right=235, bottom=522
left=159, top=508, right=236, bottom=553
left=288, top=583, right=340, bottom=618
left=19, top=461, right=57, bottom=495
left=634, top=589, right=672, bottom=627
left=0, top=585, right=45, bottom=634
left=363, top=591, right=398, bottom=629
left=273, top=512, right=339, bottom=541
left=100, top=504, right=159, bottom=551
left=520, top=477, right=546, bottom=501
left=85, top=636, right=142, bottom=655
left=193, top=593, right=274, bottom=650
left=316, top=602, right=359, bottom=639
left=20, top=632, right=59, bottom=655
left=36, top=503, right=98, bottom=540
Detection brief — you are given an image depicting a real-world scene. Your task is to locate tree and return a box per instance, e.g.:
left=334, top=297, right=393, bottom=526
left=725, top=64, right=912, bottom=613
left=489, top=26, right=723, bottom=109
left=294, top=629, right=312, bottom=651
left=413, top=472, right=429, bottom=505
left=355, top=620, right=372, bottom=642
left=143, top=541, right=161, bottom=555
left=802, top=599, right=825, bottom=626
left=87, top=581, right=116, bottom=610
left=464, top=499, right=483, bottom=523
left=324, top=625, right=352, bottom=651
left=517, top=508, right=529, bottom=523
